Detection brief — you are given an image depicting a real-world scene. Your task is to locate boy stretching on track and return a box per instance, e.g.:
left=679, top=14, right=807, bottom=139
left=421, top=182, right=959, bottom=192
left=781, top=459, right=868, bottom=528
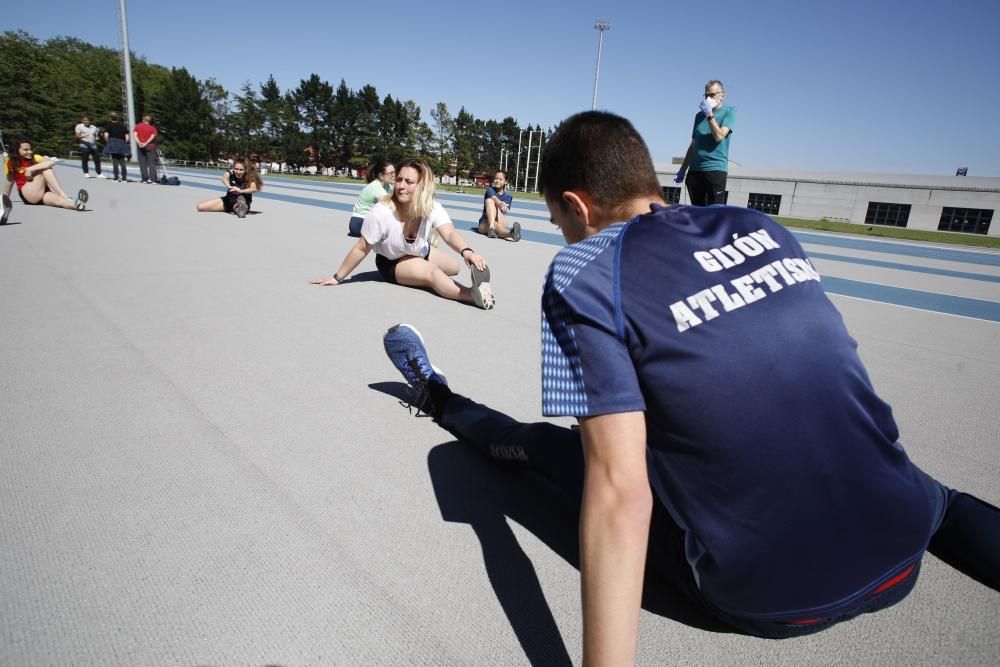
left=382, top=111, right=999, bottom=664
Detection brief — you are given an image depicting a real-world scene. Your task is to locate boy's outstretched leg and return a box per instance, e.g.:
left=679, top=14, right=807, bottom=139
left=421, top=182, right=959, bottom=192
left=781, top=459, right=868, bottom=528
left=383, top=324, right=583, bottom=497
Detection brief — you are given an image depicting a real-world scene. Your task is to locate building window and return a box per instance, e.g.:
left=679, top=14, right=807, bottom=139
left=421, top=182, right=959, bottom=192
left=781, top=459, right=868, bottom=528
left=865, top=202, right=911, bottom=227
left=747, top=193, right=781, bottom=215
left=661, top=186, right=682, bottom=204
left=938, top=207, right=993, bottom=235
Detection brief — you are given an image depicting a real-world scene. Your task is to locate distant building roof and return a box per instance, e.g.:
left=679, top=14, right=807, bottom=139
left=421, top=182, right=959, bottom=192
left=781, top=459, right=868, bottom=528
left=653, top=164, right=1000, bottom=193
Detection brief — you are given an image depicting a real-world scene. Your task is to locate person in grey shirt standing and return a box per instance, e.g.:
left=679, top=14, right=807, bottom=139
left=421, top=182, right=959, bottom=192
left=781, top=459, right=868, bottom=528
left=74, top=114, right=105, bottom=179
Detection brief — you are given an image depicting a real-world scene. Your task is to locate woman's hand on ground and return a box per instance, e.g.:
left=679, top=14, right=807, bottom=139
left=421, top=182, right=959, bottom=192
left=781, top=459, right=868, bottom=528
left=308, top=276, right=342, bottom=286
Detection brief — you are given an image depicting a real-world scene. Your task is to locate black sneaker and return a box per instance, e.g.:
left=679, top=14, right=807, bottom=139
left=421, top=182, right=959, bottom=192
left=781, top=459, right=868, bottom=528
left=487, top=228, right=497, bottom=239
left=510, top=221, right=521, bottom=242
left=74, top=189, right=88, bottom=211
left=234, top=195, right=249, bottom=219
left=1, top=194, right=11, bottom=225
left=470, top=265, right=495, bottom=310
left=383, top=324, right=448, bottom=417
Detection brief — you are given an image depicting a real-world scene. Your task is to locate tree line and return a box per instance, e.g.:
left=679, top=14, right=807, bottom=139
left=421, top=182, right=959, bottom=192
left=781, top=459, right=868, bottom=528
left=0, top=30, right=547, bottom=179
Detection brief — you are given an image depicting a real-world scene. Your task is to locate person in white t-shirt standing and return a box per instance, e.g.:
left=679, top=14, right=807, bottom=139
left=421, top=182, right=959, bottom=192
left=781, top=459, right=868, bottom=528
left=310, top=158, right=495, bottom=309
left=74, top=114, right=105, bottom=179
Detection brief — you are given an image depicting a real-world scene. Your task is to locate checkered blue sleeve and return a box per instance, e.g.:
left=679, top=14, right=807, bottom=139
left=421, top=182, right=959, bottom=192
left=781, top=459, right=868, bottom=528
left=541, top=225, right=645, bottom=417
left=541, top=285, right=589, bottom=416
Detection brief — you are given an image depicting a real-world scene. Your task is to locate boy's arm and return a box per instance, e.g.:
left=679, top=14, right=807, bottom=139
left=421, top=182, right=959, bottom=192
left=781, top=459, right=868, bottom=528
left=578, top=410, right=651, bottom=667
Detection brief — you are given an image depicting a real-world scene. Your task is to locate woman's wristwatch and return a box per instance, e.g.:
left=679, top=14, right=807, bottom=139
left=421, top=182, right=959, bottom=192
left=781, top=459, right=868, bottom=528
left=460, top=247, right=474, bottom=258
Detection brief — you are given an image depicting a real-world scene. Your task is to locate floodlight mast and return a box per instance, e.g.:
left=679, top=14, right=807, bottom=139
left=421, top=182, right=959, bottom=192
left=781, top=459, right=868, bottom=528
left=592, top=20, right=611, bottom=110
left=118, top=0, right=137, bottom=148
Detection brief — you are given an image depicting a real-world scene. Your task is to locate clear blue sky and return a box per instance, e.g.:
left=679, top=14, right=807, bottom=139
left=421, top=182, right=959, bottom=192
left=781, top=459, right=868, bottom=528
left=10, top=0, right=1000, bottom=175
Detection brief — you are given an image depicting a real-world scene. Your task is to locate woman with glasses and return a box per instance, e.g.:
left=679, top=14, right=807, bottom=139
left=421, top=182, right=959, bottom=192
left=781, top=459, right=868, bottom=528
left=348, top=159, right=395, bottom=237
left=310, top=158, right=494, bottom=310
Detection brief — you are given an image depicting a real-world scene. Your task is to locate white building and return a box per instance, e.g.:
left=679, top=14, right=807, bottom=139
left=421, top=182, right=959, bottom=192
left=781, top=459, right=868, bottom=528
left=655, top=165, right=1000, bottom=237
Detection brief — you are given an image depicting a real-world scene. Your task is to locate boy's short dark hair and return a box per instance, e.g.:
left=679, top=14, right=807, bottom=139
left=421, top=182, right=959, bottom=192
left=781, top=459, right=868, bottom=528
left=539, top=111, right=662, bottom=210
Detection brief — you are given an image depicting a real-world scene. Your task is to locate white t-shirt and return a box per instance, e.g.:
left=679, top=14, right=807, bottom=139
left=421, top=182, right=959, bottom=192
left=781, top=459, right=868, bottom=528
left=361, top=201, right=452, bottom=260
left=75, top=123, right=99, bottom=145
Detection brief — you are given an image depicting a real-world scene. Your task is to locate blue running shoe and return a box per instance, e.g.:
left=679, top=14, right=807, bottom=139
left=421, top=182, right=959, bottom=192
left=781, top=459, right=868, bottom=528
left=383, top=324, right=447, bottom=416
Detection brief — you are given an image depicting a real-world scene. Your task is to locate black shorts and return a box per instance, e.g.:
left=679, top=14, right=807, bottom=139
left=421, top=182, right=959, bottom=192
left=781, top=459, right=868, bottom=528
left=222, top=193, right=252, bottom=213
left=686, top=170, right=728, bottom=206
left=17, top=187, right=43, bottom=205
left=375, top=248, right=431, bottom=284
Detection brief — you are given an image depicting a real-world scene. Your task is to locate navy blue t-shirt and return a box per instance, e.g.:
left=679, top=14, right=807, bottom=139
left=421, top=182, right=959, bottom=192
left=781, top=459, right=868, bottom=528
left=541, top=204, right=933, bottom=620
left=481, top=187, right=513, bottom=219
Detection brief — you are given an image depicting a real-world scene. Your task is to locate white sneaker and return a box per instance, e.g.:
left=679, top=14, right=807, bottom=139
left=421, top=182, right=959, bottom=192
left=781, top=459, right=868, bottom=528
left=83, top=173, right=93, bottom=178
left=96, top=174, right=107, bottom=179
left=470, top=265, right=495, bottom=310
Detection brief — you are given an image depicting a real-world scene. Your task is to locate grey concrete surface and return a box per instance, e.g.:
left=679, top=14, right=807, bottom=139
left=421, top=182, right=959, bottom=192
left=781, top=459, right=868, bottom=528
left=1, top=165, right=997, bottom=666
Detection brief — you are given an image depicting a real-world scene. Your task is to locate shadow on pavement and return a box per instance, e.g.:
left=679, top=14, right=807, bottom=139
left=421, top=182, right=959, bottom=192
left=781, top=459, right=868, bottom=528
left=367, top=381, right=732, bottom=665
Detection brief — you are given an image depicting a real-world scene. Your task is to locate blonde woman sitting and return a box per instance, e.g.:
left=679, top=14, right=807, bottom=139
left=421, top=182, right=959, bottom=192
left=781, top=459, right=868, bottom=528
left=310, top=158, right=494, bottom=309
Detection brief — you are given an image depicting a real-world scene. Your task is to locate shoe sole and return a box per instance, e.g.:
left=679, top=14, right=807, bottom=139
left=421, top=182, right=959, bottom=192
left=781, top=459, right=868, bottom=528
left=470, top=265, right=495, bottom=310
left=75, top=189, right=89, bottom=211
left=510, top=222, right=521, bottom=242
left=234, top=196, right=248, bottom=219
left=1, top=194, right=11, bottom=225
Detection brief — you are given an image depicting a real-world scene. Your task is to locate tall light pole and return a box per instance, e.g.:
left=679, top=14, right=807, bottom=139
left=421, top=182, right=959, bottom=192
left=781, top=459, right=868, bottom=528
left=117, top=0, right=137, bottom=158
left=592, top=20, right=611, bottom=110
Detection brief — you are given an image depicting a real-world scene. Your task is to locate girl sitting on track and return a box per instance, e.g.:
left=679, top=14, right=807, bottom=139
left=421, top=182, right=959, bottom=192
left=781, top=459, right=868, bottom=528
left=309, top=158, right=495, bottom=310
left=3, top=138, right=88, bottom=222
left=348, top=159, right=394, bottom=237
left=196, top=157, right=263, bottom=218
